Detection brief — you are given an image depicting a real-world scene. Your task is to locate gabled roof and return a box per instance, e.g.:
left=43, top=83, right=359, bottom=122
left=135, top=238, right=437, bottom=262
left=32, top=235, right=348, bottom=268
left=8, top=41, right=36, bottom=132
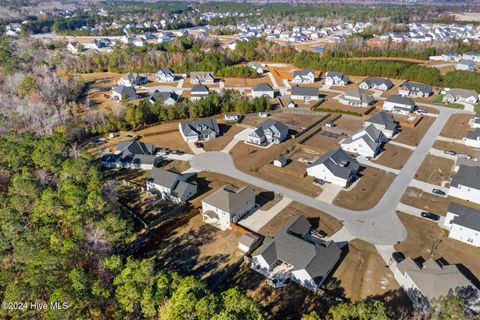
left=149, top=90, right=179, bottom=103
left=112, top=85, right=136, bottom=99
left=291, top=86, right=318, bottom=97
left=293, top=68, right=315, bottom=77
left=202, top=184, right=255, bottom=213
left=326, top=71, right=346, bottom=79
left=448, top=202, right=480, bottom=231
left=249, top=62, right=263, bottom=69
left=451, top=165, right=480, bottom=190
left=116, top=140, right=155, bottom=155
left=148, top=168, right=181, bottom=190
left=365, top=111, right=397, bottom=131
left=157, top=67, right=174, bottom=76
left=343, top=88, right=375, bottom=104
left=362, top=77, right=393, bottom=88
left=252, top=83, right=274, bottom=92
left=191, top=84, right=210, bottom=93
left=342, top=125, right=383, bottom=153
left=309, top=148, right=359, bottom=180
left=180, top=118, right=219, bottom=137
left=457, top=59, right=476, bottom=67
left=466, top=128, right=480, bottom=140
left=446, top=88, right=479, bottom=99
left=399, top=81, right=432, bottom=94
left=385, top=94, right=415, bottom=107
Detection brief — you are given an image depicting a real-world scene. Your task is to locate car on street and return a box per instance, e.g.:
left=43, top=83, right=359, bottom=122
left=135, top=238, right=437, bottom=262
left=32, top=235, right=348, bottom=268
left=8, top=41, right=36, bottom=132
left=444, top=150, right=456, bottom=156
left=415, top=109, right=427, bottom=114
left=392, top=252, right=405, bottom=263
left=432, top=189, right=446, bottom=196
left=457, top=153, right=472, bottom=160
left=421, top=211, right=440, bottom=221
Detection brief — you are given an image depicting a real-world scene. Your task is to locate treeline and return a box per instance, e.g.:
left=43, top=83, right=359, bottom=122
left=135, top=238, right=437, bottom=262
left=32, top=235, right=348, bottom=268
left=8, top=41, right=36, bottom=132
left=217, top=65, right=258, bottom=78
left=326, top=48, right=437, bottom=61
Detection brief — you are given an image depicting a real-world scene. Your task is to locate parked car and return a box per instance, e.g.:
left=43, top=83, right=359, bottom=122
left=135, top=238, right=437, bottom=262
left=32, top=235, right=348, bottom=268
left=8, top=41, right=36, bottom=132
left=444, top=150, right=456, bottom=156
left=432, top=189, right=446, bottom=196
left=415, top=109, right=427, bottom=114
left=457, top=153, right=472, bottom=160
left=392, top=252, right=405, bottom=263
left=171, top=150, right=184, bottom=155
left=421, top=211, right=440, bottom=221
left=365, top=156, right=372, bottom=161
left=194, top=142, right=204, bottom=148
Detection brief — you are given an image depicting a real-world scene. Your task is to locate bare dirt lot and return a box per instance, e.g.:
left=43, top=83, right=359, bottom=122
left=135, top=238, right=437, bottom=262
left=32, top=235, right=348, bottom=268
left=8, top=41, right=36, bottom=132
left=334, top=167, right=396, bottom=211
left=242, top=112, right=322, bottom=132
left=79, top=72, right=122, bottom=113
left=414, top=155, right=454, bottom=186
left=433, top=140, right=480, bottom=155
left=401, top=187, right=449, bottom=215
left=203, top=123, right=244, bottom=152
left=440, top=113, right=474, bottom=140
left=373, top=144, right=413, bottom=170
left=259, top=201, right=342, bottom=237
left=332, top=115, right=365, bottom=134
left=223, top=75, right=273, bottom=87
left=394, top=116, right=434, bottom=147
left=137, top=122, right=192, bottom=153
left=395, top=213, right=480, bottom=283
left=302, top=132, right=341, bottom=154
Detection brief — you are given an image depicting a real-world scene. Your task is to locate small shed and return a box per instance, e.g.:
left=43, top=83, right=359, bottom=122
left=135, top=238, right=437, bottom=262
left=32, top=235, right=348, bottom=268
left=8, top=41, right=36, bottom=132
left=238, top=233, right=260, bottom=253
left=273, top=156, right=288, bottom=168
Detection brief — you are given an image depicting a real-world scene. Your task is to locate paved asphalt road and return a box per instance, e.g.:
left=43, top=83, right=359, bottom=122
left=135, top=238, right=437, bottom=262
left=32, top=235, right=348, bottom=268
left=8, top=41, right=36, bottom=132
left=190, top=103, right=464, bottom=245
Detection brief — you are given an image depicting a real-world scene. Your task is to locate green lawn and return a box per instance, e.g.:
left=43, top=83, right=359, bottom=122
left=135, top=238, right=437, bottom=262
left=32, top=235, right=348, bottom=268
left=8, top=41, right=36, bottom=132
left=433, top=94, right=464, bottom=110
left=475, top=103, right=480, bottom=112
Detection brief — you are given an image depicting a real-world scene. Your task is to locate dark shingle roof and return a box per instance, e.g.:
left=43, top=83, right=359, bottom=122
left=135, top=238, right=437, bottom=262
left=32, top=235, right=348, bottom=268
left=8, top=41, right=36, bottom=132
left=180, top=118, right=219, bottom=137
left=448, top=202, right=480, bottom=231
left=252, top=83, right=273, bottom=92
left=400, top=81, right=432, bottom=94
left=309, top=148, right=359, bottom=180
left=451, top=165, right=480, bottom=190
left=365, top=111, right=397, bottom=131
left=386, top=94, right=415, bottom=107
left=291, top=86, right=318, bottom=97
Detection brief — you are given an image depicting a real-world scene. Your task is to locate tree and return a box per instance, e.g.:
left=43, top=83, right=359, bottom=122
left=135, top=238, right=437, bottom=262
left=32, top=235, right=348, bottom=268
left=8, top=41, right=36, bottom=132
left=430, top=295, right=475, bottom=320
left=329, top=300, right=394, bottom=320
left=301, top=311, right=322, bottom=320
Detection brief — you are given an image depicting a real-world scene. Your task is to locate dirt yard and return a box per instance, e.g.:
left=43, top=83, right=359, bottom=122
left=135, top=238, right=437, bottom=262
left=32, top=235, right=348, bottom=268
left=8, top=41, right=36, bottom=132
left=395, top=213, right=480, bottom=282
left=334, top=167, right=396, bottom=211
left=137, top=122, right=192, bottom=153
left=414, top=155, right=454, bottom=186
left=332, top=115, right=365, bottom=134
left=79, top=72, right=123, bottom=113
left=259, top=201, right=342, bottom=237
left=242, top=112, right=322, bottom=132
left=433, top=140, right=480, bottom=155
left=203, top=123, right=245, bottom=152
left=440, top=113, right=474, bottom=140
left=302, top=132, right=341, bottom=154
left=394, top=116, right=434, bottom=147
left=401, top=187, right=449, bottom=215
left=223, top=75, right=273, bottom=87
left=373, top=144, right=413, bottom=170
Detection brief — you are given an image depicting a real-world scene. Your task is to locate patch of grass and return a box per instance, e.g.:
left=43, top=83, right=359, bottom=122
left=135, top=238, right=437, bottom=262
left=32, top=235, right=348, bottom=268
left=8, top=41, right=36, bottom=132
left=433, top=94, right=465, bottom=110
left=475, top=102, right=480, bottom=112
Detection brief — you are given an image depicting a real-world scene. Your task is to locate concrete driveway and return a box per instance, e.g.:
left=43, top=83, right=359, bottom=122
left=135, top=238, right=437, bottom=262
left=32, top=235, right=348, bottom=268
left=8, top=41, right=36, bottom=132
left=222, top=128, right=254, bottom=153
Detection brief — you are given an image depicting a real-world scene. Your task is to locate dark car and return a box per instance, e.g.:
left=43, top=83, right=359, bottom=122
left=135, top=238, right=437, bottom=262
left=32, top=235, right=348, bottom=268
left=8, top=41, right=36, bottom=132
left=432, top=189, right=446, bottom=196
left=392, top=252, right=405, bottom=264
left=444, top=150, right=456, bottom=156
left=421, top=211, right=440, bottom=221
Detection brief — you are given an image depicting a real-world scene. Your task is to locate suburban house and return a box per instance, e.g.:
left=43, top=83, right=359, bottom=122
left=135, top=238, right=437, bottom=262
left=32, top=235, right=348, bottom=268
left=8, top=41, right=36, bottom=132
left=238, top=233, right=261, bottom=253
left=306, top=148, right=360, bottom=187
left=338, top=88, right=375, bottom=108
left=465, top=129, right=480, bottom=148
left=448, top=165, right=480, bottom=205
left=443, top=89, right=479, bottom=104
left=398, top=81, right=433, bottom=97
left=251, top=215, right=342, bottom=292
left=472, top=112, right=480, bottom=129
left=248, top=62, right=264, bottom=75
left=190, top=72, right=215, bottom=84
left=190, top=84, right=210, bottom=101
left=291, top=68, right=315, bottom=84
left=252, top=83, right=275, bottom=99
left=148, top=90, right=179, bottom=106
left=383, top=95, right=416, bottom=115
left=179, top=118, right=220, bottom=142
left=290, top=86, right=319, bottom=101
left=359, top=77, right=394, bottom=91
left=101, top=140, right=157, bottom=170
left=224, top=114, right=241, bottom=122
left=363, top=111, right=398, bottom=138
left=202, top=184, right=256, bottom=230
left=394, top=258, right=478, bottom=312
left=118, top=72, right=147, bottom=87
left=273, top=156, right=288, bottom=167
left=324, top=72, right=349, bottom=86
left=155, top=68, right=175, bottom=82
left=111, top=85, right=138, bottom=101
left=442, top=52, right=462, bottom=61
left=146, top=168, right=197, bottom=203
left=456, top=60, right=477, bottom=72
left=247, top=119, right=289, bottom=145
left=67, top=41, right=82, bottom=54
left=463, top=51, right=480, bottom=62
left=444, top=203, right=480, bottom=247
left=340, top=125, right=386, bottom=158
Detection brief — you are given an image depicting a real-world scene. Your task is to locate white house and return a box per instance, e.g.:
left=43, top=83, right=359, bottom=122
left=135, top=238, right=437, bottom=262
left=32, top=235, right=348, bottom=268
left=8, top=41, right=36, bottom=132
left=339, top=88, right=375, bottom=108
left=442, top=52, right=462, bottom=61
left=252, top=83, right=274, bottom=99
left=456, top=60, right=477, bottom=72
left=248, top=62, right=264, bottom=75
left=111, top=85, right=137, bottom=101
left=383, top=95, right=416, bottom=115
left=359, top=77, right=393, bottom=91
left=444, top=202, right=480, bottom=247
left=190, top=72, right=215, bottom=84
left=324, top=71, right=349, bottom=86
left=101, top=140, right=157, bottom=170
left=394, top=258, right=478, bottom=312
left=448, top=165, right=480, bottom=205
left=443, top=89, right=479, bottom=104
left=148, top=90, right=179, bottom=106
left=307, top=148, right=360, bottom=187
left=471, top=112, right=480, bottom=129
left=290, top=86, right=319, bottom=101
left=291, top=68, right=315, bottom=84
left=398, top=81, right=433, bottom=98
left=247, top=119, right=289, bottom=145
left=224, top=114, right=241, bottom=122
left=238, top=233, right=260, bottom=253
left=146, top=168, right=197, bottom=203
left=340, top=125, right=386, bottom=158
left=190, top=84, right=210, bottom=101
left=465, top=129, right=480, bottom=148
left=463, top=51, right=480, bottom=62
left=202, top=185, right=256, bottom=230
left=156, top=68, right=175, bottom=82
left=179, top=118, right=220, bottom=142
left=363, top=111, right=398, bottom=138
left=118, top=72, right=147, bottom=87
left=251, top=215, right=342, bottom=292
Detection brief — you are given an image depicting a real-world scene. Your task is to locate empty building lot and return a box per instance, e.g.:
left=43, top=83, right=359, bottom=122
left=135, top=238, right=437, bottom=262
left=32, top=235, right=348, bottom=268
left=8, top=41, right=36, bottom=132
left=414, top=155, right=454, bottom=186
left=203, top=123, right=245, bottom=151
left=372, top=144, right=413, bottom=170
left=401, top=187, right=449, bottom=215
left=393, top=116, right=434, bottom=147
left=223, top=75, right=274, bottom=87
left=440, top=113, right=474, bottom=140
left=433, top=140, right=479, bottom=155
left=333, top=167, right=396, bottom=211
left=302, top=132, right=341, bottom=154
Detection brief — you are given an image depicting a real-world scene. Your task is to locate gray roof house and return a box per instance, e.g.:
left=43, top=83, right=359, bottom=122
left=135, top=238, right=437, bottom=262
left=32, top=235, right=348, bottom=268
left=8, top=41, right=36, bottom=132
left=359, top=77, right=394, bottom=91
left=202, top=185, right=256, bottom=230
left=448, top=165, right=480, bottom=205
left=363, top=111, right=398, bottom=138
left=148, top=90, right=179, bottom=106
left=179, top=118, right=220, bottom=142
left=306, top=148, right=360, bottom=187
left=248, top=62, right=264, bottom=74
left=190, top=72, right=215, bottom=84
left=383, top=94, right=416, bottom=114
left=443, top=88, right=479, bottom=104
left=292, top=68, right=315, bottom=83
left=456, top=59, right=477, bottom=72
left=247, top=119, right=289, bottom=145
left=290, top=86, right=319, bottom=101
left=156, top=67, right=175, bottom=82
left=112, top=85, right=137, bottom=101
left=252, top=83, right=274, bottom=98
left=118, top=72, right=147, bottom=87
left=325, top=71, right=349, bottom=86
left=101, top=140, right=157, bottom=170
left=399, top=81, right=433, bottom=97
left=339, top=88, right=375, bottom=108
left=190, top=84, right=210, bottom=101
left=146, top=167, right=197, bottom=203
left=395, top=258, right=478, bottom=311
left=444, top=202, right=480, bottom=247
left=340, top=124, right=386, bottom=158
left=251, top=215, right=342, bottom=292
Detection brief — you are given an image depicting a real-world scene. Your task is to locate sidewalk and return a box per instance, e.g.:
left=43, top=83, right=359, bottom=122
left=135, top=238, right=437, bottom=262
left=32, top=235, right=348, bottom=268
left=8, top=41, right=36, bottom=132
left=389, top=140, right=416, bottom=151
left=437, top=136, right=465, bottom=144
left=357, top=156, right=400, bottom=175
